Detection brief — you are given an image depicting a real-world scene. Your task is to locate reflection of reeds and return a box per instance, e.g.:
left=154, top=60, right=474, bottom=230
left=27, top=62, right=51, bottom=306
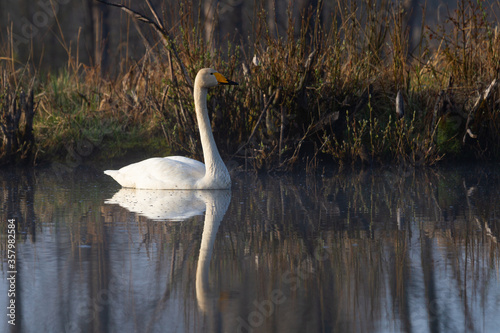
left=218, top=168, right=500, bottom=331
left=1, top=166, right=499, bottom=331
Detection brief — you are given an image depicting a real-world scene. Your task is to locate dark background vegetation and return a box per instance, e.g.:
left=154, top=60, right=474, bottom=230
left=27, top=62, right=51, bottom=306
left=1, top=0, right=434, bottom=72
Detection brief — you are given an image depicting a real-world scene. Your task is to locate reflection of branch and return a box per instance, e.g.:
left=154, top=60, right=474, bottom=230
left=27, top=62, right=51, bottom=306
left=464, top=180, right=497, bottom=244
left=426, top=172, right=442, bottom=219
left=477, top=217, right=497, bottom=243
left=96, top=0, right=193, bottom=88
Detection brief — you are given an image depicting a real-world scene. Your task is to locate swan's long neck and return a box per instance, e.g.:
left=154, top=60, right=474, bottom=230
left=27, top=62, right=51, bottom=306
left=195, top=200, right=221, bottom=313
left=195, top=191, right=231, bottom=312
left=194, top=85, right=229, bottom=186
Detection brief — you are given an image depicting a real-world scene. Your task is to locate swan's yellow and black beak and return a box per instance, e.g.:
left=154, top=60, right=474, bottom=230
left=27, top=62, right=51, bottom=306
left=214, top=72, right=238, bottom=85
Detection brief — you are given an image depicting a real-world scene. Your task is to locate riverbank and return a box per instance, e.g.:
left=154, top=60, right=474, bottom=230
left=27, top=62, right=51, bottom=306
left=1, top=0, right=499, bottom=171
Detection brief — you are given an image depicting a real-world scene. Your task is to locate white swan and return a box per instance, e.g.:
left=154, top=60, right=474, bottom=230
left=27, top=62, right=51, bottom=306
left=104, top=68, right=238, bottom=189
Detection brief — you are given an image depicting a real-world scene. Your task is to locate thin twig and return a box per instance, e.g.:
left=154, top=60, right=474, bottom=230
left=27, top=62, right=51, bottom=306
left=144, top=0, right=164, bottom=31
left=463, top=78, right=498, bottom=143
left=231, top=91, right=277, bottom=158
left=95, top=0, right=193, bottom=88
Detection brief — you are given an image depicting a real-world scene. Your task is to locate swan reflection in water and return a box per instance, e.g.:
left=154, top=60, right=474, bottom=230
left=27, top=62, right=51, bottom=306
left=105, top=188, right=231, bottom=314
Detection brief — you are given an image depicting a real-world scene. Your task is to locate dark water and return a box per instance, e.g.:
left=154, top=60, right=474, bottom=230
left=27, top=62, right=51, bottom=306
left=1, top=164, right=499, bottom=333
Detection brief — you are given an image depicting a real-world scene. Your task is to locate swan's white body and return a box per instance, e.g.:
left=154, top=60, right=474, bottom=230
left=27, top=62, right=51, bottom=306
left=104, top=68, right=237, bottom=189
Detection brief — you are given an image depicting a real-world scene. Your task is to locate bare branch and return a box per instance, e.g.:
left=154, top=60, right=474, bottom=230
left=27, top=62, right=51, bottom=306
left=95, top=0, right=193, bottom=88
left=231, top=91, right=278, bottom=158
left=144, top=0, right=164, bottom=31
left=463, top=79, right=498, bottom=143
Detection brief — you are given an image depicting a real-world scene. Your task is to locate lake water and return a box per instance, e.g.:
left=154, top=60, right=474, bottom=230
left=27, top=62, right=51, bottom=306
left=1, top=163, right=499, bottom=333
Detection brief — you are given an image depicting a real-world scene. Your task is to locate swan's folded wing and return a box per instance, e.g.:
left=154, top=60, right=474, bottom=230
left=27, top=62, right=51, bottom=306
left=104, top=156, right=206, bottom=189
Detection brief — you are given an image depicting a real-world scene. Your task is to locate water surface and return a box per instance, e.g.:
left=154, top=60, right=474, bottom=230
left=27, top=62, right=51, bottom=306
left=1, top=164, right=499, bottom=332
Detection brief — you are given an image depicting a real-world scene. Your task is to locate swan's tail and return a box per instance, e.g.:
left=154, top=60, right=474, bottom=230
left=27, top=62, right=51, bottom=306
left=104, top=170, right=128, bottom=187
left=104, top=170, right=117, bottom=177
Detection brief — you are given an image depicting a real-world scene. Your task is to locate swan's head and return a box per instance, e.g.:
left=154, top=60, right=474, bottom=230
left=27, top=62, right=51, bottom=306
left=195, top=68, right=238, bottom=88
